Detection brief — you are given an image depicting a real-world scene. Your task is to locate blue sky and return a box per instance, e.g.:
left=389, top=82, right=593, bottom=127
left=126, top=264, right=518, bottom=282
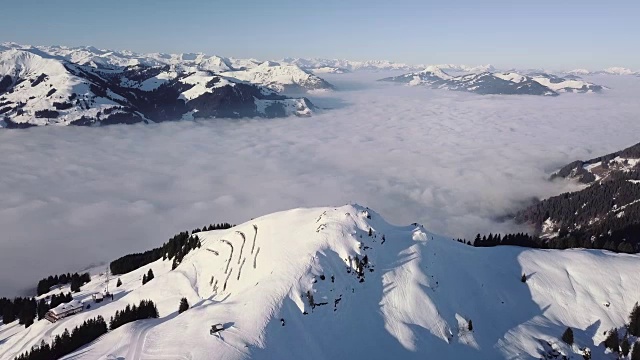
left=1, top=0, right=638, bottom=69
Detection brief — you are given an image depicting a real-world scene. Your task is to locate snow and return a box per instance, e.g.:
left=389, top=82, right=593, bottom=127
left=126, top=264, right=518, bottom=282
left=280, top=57, right=425, bottom=72
left=49, top=299, right=83, bottom=316
left=421, top=65, right=453, bottom=80
left=224, top=63, right=332, bottom=93
left=137, top=71, right=176, bottom=91
left=177, top=72, right=234, bottom=101
left=309, top=66, right=349, bottom=74
left=566, top=69, right=591, bottom=75
left=494, top=72, right=527, bottom=83
left=427, top=63, right=496, bottom=74
left=2, top=204, right=640, bottom=359
left=254, top=97, right=313, bottom=117
left=0, top=49, right=124, bottom=126
left=563, top=67, right=639, bottom=76
left=603, top=67, right=637, bottom=75
left=540, top=218, right=559, bottom=239
left=530, top=75, right=599, bottom=93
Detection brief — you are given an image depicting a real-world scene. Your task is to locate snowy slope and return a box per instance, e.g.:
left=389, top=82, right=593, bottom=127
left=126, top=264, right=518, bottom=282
left=309, top=66, right=350, bottom=74
left=224, top=61, right=335, bottom=93
left=0, top=49, right=131, bottom=127
left=562, top=67, right=639, bottom=76
left=425, top=63, right=496, bottom=73
left=528, top=73, right=605, bottom=93
left=278, top=58, right=498, bottom=73
left=279, top=57, right=424, bottom=72
left=603, top=67, right=638, bottom=76
left=2, top=204, right=640, bottom=359
left=0, top=43, right=336, bottom=96
left=380, top=69, right=559, bottom=96
left=0, top=50, right=315, bottom=127
left=380, top=68, right=604, bottom=96
left=0, top=43, right=234, bottom=73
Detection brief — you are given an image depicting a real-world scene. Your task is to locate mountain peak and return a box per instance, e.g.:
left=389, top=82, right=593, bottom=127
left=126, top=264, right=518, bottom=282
left=4, top=203, right=640, bottom=360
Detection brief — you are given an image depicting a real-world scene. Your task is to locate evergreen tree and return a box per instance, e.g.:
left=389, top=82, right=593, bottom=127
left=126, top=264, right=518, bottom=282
left=368, top=228, right=373, bottom=236
left=561, top=327, right=574, bottom=345
left=179, top=297, right=189, bottom=314
left=20, top=298, right=36, bottom=328
left=521, top=273, right=527, bottom=283
left=147, top=269, right=154, bottom=282
left=37, top=279, right=51, bottom=296
left=70, top=276, right=82, bottom=292
left=622, top=337, right=631, bottom=357
left=142, top=274, right=148, bottom=285
left=2, top=301, right=16, bottom=324
left=37, top=299, right=49, bottom=320
left=117, top=278, right=122, bottom=287
left=468, top=319, right=473, bottom=331
left=632, top=341, right=640, bottom=360
left=629, top=302, right=640, bottom=336
left=109, top=299, right=159, bottom=330
left=15, top=316, right=107, bottom=360
left=603, top=328, right=619, bottom=353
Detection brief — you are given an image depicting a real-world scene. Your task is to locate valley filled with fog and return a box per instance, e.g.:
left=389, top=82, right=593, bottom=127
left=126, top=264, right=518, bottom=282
left=1, top=72, right=639, bottom=296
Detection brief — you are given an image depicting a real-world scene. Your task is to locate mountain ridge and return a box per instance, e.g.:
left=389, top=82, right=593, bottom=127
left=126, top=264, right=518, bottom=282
left=0, top=49, right=316, bottom=127
left=378, top=68, right=605, bottom=96
left=2, top=204, right=640, bottom=359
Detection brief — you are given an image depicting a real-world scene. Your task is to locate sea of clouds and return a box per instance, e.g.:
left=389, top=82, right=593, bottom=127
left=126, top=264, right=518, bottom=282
left=1, top=72, right=639, bottom=296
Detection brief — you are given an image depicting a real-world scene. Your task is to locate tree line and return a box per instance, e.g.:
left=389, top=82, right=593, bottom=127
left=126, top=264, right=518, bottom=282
left=14, top=316, right=108, bottom=360
left=37, top=272, right=91, bottom=295
left=192, top=222, right=234, bottom=234
left=12, top=299, right=159, bottom=360
left=110, top=228, right=209, bottom=275
left=461, top=230, right=640, bottom=254
left=109, top=299, right=159, bottom=330
left=1, top=292, right=73, bottom=327
left=515, top=169, right=640, bottom=253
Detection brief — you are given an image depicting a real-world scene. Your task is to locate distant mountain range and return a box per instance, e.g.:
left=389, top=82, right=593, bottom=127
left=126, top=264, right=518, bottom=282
left=1, top=42, right=638, bottom=127
left=378, top=66, right=604, bottom=96
left=0, top=44, right=332, bottom=127
left=564, top=67, right=640, bottom=76
left=2, top=42, right=636, bottom=75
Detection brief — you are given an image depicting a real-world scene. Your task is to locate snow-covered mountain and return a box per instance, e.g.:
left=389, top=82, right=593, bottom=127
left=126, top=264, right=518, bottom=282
left=223, top=61, right=334, bottom=93
left=279, top=57, right=424, bottom=72
left=602, top=67, right=639, bottom=76
left=564, top=67, right=639, bottom=76
left=0, top=50, right=315, bottom=127
left=551, top=142, right=640, bottom=185
left=277, top=58, right=499, bottom=73
left=565, top=69, right=592, bottom=76
left=426, top=63, right=496, bottom=73
left=0, top=43, right=335, bottom=94
left=379, top=67, right=604, bottom=96
left=309, top=66, right=350, bottom=74
left=517, top=142, right=640, bottom=244
left=2, top=204, right=640, bottom=359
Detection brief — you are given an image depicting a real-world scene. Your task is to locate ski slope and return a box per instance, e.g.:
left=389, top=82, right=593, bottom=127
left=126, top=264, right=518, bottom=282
left=2, top=204, right=640, bottom=359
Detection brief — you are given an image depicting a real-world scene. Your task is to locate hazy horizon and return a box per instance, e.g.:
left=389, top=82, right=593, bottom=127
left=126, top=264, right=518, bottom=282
left=1, top=0, right=639, bottom=70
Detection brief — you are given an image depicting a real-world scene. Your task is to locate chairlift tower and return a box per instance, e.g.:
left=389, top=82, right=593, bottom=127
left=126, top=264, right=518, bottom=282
left=105, top=266, right=110, bottom=294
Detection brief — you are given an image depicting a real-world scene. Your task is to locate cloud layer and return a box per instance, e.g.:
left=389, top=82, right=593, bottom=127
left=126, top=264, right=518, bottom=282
left=1, top=73, right=639, bottom=296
